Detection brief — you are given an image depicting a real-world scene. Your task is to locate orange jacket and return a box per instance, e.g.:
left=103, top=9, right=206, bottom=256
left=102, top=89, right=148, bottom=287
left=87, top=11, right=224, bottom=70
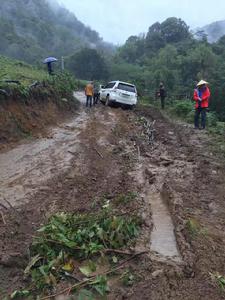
left=193, top=87, right=210, bottom=108
left=85, top=84, right=94, bottom=96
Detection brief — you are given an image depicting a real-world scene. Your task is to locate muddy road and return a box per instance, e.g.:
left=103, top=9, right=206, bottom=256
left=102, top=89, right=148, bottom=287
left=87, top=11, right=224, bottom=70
left=0, top=112, right=88, bottom=206
left=1, top=94, right=225, bottom=299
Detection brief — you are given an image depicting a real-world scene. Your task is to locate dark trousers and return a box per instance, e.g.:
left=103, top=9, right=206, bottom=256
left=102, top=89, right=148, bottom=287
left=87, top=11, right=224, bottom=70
left=86, top=95, right=93, bottom=107
left=93, top=93, right=99, bottom=105
left=194, top=108, right=206, bottom=129
left=47, top=63, right=53, bottom=75
left=160, top=96, right=165, bottom=109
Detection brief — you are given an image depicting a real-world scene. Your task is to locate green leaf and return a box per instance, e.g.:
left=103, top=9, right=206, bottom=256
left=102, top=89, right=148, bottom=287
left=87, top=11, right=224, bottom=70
left=90, top=275, right=109, bottom=296
left=78, top=289, right=94, bottom=300
left=24, top=254, right=42, bottom=275
left=89, top=231, right=95, bottom=238
left=10, top=290, right=30, bottom=299
left=37, top=224, right=49, bottom=232
left=94, top=285, right=105, bottom=296
left=112, top=256, right=118, bottom=263
left=88, top=260, right=97, bottom=272
left=62, top=263, right=73, bottom=273
left=79, top=266, right=93, bottom=277
left=79, top=261, right=96, bottom=277
left=55, top=233, right=77, bottom=248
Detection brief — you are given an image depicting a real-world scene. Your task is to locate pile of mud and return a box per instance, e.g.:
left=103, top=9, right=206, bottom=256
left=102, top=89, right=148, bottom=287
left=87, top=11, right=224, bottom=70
left=0, top=87, right=79, bottom=150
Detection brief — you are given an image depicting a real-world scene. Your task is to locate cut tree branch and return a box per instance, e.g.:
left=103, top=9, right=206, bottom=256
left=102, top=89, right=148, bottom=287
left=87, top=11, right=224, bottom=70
left=40, top=251, right=147, bottom=300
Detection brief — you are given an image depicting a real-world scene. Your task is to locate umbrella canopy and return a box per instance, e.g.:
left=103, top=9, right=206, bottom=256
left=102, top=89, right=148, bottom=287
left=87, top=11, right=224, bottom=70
left=43, top=57, right=58, bottom=64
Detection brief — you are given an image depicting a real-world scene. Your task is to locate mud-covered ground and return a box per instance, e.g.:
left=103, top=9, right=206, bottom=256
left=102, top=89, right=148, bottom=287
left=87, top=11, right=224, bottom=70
left=0, top=90, right=79, bottom=152
left=0, top=94, right=225, bottom=299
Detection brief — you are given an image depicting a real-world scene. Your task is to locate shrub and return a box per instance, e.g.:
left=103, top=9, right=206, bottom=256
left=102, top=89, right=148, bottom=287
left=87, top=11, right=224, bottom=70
left=186, top=110, right=195, bottom=123
left=206, top=111, right=218, bottom=127
left=169, top=100, right=193, bottom=118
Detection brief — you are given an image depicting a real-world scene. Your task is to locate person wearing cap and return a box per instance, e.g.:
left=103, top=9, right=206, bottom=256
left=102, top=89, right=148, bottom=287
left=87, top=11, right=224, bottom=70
left=85, top=81, right=94, bottom=108
left=193, top=80, right=210, bottom=130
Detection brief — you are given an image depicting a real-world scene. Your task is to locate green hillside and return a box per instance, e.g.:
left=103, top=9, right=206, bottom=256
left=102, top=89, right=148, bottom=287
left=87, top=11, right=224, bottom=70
left=0, top=54, right=81, bottom=103
left=0, top=56, right=47, bottom=86
left=196, top=20, right=225, bottom=43
left=0, top=0, right=112, bottom=64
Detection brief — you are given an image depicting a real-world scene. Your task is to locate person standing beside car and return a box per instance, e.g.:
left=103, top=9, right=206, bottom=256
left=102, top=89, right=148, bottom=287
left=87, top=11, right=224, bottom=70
left=93, top=84, right=100, bottom=105
left=85, top=81, right=94, bottom=108
left=193, top=80, right=210, bottom=130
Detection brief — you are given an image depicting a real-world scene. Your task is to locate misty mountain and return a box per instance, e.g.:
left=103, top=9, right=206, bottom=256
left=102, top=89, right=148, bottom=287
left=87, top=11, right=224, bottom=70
left=0, top=0, right=113, bottom=63
left=196, top=20, right=225, bottom=43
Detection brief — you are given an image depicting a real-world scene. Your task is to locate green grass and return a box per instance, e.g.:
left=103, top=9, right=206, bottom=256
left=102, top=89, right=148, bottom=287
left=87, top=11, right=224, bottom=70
left=138, top=96, right=156, bottom=107
left=140, top=96, right=225, bottom=135
left=0, top=55, right=82, bottom=104
left=186, top=218, right=208, bottom=239
left=0, top=55, right=47, bottom=86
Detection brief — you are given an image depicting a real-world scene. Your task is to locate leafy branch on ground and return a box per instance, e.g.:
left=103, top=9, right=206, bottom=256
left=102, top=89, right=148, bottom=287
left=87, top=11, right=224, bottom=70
left=10, top=199, right=141, bottom=298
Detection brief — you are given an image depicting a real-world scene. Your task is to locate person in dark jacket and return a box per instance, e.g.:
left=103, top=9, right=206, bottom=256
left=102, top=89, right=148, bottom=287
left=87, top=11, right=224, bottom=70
left=159, top=82, right=166, bottom=109
left=93, top=85, right=100, bottom=105
left=47, top=62, right=53, bottom=75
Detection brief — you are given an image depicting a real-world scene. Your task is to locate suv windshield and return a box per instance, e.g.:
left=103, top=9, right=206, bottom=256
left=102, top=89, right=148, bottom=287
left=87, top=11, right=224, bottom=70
left=104, top=82, right=116, bottom=89
left=118, top=83, right=136, bottom=93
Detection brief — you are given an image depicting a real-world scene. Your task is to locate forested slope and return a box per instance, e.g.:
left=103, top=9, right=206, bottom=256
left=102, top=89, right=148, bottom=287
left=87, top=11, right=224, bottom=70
left=110, top=17, right=225, bottom=120
left=0, top=0, right=112, bottom=63
left=197, top=20, right=225, bottom=43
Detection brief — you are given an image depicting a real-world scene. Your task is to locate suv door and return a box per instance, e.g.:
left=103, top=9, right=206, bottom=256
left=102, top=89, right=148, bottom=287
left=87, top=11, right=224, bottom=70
left=100, top=82, right=116, bottom=101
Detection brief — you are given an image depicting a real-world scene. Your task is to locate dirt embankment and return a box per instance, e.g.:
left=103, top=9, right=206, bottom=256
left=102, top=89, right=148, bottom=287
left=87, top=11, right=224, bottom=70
left=0, top=99, right=225, bottom=299
left=0, top=87, right=79, bottom=151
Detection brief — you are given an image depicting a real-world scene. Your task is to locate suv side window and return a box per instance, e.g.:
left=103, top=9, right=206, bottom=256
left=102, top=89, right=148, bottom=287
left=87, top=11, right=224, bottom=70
left=104, top=82, right=115, bottom=89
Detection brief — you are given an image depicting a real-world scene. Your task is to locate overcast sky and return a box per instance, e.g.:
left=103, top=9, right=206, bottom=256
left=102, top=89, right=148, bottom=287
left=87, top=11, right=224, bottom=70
left=59, top=0, right=225, bottom=44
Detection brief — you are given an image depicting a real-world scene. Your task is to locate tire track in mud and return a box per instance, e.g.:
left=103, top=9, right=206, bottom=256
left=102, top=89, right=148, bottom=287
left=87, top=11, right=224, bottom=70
left=0, top=92, right=118, bottom=208
left=130, top=154, right=183, bottom=264
left=1, top=97, right=225, bottom=299
left=129, top=107, right=225, bottom=300
left=0, top=112, right=89, bottom=207
left=0, top=95, right=134, bottom=296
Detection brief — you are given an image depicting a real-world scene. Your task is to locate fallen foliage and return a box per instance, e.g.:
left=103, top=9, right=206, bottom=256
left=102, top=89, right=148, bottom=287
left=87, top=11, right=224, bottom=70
left=9, top=203, right=141, bottom=299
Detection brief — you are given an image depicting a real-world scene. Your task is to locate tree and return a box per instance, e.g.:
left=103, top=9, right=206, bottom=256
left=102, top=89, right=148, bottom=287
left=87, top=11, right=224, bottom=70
left=194, top=30, right=208, bottom=42
left=145, top=22, right=165, bottom=52
left=161, top=18, right=190, bottom=43
left=68, top=48, right=109, bottom=80
left=118, top=35, right=145, bottom=63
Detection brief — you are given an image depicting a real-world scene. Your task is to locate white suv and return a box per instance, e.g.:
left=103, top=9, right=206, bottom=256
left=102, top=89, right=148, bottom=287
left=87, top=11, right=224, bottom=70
left=99, top=81, right=137, bottom=109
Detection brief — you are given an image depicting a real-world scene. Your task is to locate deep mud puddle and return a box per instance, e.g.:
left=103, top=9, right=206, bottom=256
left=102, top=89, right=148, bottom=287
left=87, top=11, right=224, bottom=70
left=131, top=161, right=182, bottom=263
left=149, top=191, right=181, bottom=262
